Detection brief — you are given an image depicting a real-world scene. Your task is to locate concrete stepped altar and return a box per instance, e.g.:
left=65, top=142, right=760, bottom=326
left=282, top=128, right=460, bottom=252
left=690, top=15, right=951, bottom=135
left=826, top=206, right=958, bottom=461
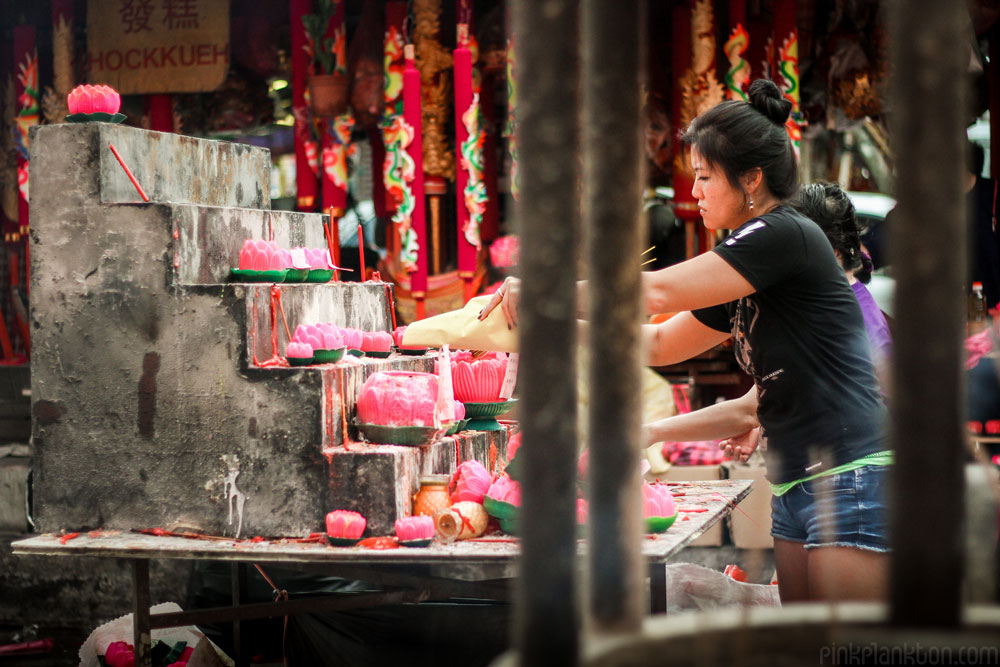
left=28, top=122, right=507, bottom=538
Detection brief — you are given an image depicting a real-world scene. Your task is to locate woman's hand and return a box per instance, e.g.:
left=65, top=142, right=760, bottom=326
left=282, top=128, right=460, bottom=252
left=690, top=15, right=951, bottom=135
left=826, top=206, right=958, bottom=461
left=478, top=277, right=521, bottom=329
left=718, top=426, right=760, bottom=464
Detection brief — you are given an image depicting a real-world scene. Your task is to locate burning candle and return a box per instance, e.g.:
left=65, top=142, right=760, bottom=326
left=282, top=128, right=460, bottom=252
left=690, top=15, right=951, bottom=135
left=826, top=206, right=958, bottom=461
left=403, top=44, right=428, bottom=318
left=453, top=24, right=477, bottom=303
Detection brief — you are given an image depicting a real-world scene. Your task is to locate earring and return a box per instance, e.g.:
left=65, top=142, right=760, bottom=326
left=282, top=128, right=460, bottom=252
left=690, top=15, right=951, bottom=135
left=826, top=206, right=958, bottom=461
left=748, top=196, right=755, bottom=211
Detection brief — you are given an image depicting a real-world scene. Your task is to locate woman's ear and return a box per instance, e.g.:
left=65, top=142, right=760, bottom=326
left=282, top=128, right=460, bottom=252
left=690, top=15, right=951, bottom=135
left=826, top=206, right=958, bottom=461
left=741, top=168, right=764, bottom=195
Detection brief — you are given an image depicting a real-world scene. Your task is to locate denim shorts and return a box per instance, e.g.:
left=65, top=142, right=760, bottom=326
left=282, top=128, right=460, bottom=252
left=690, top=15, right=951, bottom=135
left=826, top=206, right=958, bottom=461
left=770, top=465, right=891, bottom=552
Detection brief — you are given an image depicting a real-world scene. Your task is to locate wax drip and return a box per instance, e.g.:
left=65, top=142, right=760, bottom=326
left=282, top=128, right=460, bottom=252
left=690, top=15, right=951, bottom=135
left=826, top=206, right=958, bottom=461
left=488, top=443, right=498, bottom=474
left=339, top=371, right=353, bottom=449
left=222, top=454, right=246, bottom=538
left=257, top=286, right=289, bottom=367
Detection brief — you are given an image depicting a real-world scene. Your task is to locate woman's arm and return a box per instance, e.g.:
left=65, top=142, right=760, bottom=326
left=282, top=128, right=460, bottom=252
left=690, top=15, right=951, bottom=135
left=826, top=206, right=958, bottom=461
left=480, top=252, right=756, bottom=326
left=642, top=386, right=759, bottom=447
left=642, top=312, right=731, bottom=367
left=640, top=252, right=756, bottom=315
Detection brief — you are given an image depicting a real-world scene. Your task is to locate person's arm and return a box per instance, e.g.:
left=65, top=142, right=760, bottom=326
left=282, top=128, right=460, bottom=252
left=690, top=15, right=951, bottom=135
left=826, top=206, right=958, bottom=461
left=480, top=252, right=755, bottom=326
left=642, top=386, right=759, bottom=447
left=642, top=312, right=730, bottom=366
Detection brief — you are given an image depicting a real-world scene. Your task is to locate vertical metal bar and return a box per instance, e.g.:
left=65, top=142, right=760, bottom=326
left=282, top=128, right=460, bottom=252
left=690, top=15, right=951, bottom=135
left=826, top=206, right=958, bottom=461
left=512, top=0, right=580, bottom=664
left=887, top=0, right=967, bottom=627
left=583, top=0, right=646, bottom=633
left=232, top=562, right=248, bottom=667
left=132, top=559, right=152, bottom=667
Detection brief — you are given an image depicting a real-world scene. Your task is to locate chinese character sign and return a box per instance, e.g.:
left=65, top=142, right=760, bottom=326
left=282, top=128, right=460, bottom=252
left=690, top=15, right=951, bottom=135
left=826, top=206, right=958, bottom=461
left=87, top=0, right=228, bottom=94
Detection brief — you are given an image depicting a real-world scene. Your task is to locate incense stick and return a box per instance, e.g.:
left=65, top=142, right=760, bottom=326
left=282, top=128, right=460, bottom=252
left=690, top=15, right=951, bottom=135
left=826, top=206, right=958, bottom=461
left=108, top=143, right=149, bottom=202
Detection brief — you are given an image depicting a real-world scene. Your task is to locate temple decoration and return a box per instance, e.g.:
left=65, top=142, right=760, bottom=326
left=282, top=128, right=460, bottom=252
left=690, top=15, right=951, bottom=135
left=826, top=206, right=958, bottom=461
left=42, top=0, right=74, bottom=124
left=459, top=97, right=487, bottom=250
left=723, top=0, right=750, bottom=102
left=413, top=0, right=454, bottom=182
left=321, top=112, right=355, bottom=219
left=384, top=116, right=418, bottom=271
left=673, top=0, right=724, bottom=255
left=403, top=45, right=429, bottom=318
left=505, top=37, right=519, bottom=201
left=774, top=0, right=804, bottom=152
left=381, top=1, right=407, bottom=227
left=291, top=0, right=319, bottom=210
left=14, top=27, right=39, bottom=239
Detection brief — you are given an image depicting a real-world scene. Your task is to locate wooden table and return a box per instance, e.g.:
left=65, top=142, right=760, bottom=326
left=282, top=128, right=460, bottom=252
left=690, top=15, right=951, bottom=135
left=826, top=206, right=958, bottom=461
left=13, top=479, right=751, bottom=666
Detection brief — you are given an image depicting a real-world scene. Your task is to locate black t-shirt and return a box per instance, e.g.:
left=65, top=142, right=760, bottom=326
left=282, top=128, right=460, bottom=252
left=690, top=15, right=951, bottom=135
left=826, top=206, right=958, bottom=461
left=692, top=206, right=886, bottom=483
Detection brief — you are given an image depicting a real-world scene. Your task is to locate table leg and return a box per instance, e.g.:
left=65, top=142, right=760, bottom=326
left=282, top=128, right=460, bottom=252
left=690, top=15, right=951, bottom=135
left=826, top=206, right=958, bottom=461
left=132, top=559, right=152, bottom=667
left=649, top=562, right=667, bottom=615
left=231, top=562, right=248, bottom=667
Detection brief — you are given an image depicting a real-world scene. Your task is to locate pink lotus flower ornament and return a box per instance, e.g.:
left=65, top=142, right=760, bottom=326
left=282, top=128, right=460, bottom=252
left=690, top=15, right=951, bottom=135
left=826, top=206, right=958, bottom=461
left=67, top=84, right=121, bottom=115
left=449, top=460, right=492, bottom=503
left=238, top=240, right=255, bottom=270
left=394, top=515, right=435, bottom=543
left=289, top=248, right=311, bottom=269
left=341, top=328, right=363, bottom=350
left=356, top=371, right=439, bottom=426
left=285, top=341, right=313, bottom=359
left=325, top=510, right=367, bottom=539
left=485, top=474, right=521, bottom=507
left=448, top=351, right=508, bottom=402
left=361, top=331, right=393, bottom=353
left=641, top=482, right=676, bottom=518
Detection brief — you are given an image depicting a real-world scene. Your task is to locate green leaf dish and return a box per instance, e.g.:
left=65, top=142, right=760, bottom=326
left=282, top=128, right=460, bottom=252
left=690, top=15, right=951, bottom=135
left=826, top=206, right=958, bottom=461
left=463, top=399, right=518, bottom=431
left=346, top=349, right=365, bottom=357
left=326, top=536, right=361, bottom=547
left=399, top=538, right=433, bottom=548
left=312, top=348, right=346, bottom=363
left=357, top=423, right=442, bottom=447
left=306, top=269, right=334, bottom=282
left=483, top=496, right=520, bottom=534
left=288, top=356, right=314, bottom=367
left=397, top=347, right=430, bottom=355
left=284, top=268, right=309, bottom=282
left=363, top=349, right=392, bottom=359
left=645, top=512, right=679, bottom=534
left=230, top=268, right=287, bottom=283
left=65, top=112, right=126, bottom=123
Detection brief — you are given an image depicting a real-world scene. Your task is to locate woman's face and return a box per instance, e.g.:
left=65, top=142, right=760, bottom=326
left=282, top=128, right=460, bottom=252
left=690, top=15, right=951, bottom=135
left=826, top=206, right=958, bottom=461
left=690, top=147, right=748, bottom=230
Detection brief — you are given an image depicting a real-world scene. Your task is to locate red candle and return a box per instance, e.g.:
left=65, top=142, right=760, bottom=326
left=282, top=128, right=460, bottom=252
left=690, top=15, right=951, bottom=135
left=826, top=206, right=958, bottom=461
left=357, top=223, right=366, bottom=281
left=454, top=24, right=477, bottom=303
left=403, top=45, right=428, bottom=318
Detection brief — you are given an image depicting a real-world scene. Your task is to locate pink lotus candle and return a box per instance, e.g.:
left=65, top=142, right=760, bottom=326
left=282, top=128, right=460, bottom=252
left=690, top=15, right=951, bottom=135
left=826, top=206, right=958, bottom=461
left=453, top=24, right=477, bottom=302
left=360, top=331, right=393, bottom=353
left=356, top=370, right=439, bottom=426
left=641, top=482, right=676, bottom=518
left=285, top=341, right=314, bottom=359
left=325, top=510, right=367, bottom=539
left=485, top=474, right=521, bottom=507
left=403, top=44, right=428, bottom=319
left=449, top=460, right=492, bottom=503
left=446, top=351, right=508, bottom=402
left=67, top=84, right=121, bottom=115
left=395, top=515, right=435, bottom=543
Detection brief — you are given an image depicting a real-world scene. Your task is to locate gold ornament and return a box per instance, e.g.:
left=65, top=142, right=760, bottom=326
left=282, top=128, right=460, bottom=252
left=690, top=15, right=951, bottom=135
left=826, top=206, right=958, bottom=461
left=42, top=14, right=73, bottom=124
left=413, top=0, right=455, bottom=181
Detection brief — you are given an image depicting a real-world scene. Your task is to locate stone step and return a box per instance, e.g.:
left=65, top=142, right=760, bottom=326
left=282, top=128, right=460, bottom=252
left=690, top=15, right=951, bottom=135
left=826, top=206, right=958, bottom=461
left=31, top=122, right=271, bottom=209
left=28, top=121, right=509, bottom=542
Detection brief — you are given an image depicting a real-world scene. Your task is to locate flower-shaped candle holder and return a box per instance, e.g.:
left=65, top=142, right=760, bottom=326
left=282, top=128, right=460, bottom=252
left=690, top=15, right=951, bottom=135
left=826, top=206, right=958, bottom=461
left=462, top=398, right=517, bottom=431
left=66, top=84, right=125, bottom=123
left=642, top=482, right=678, bottom=533
left=394, top=515, right=436, bottom=547
left=325, top=510, right=367, bottom=546
left=482, top=475, right=521, bottom=534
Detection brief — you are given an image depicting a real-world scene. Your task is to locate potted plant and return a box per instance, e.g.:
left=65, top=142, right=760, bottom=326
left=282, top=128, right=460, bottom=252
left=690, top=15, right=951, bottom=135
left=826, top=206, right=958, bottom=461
left=302, top=0, right=348, bottom=117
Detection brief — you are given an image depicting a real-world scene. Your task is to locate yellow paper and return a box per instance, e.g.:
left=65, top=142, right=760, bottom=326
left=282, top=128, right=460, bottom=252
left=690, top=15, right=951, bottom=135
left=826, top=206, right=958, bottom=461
left=401, top=295, right=517, bottom=353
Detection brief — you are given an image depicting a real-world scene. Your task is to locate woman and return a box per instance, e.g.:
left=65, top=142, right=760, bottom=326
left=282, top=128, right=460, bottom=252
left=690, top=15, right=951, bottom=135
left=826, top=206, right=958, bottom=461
left=481, top=80, right=890, bottom=603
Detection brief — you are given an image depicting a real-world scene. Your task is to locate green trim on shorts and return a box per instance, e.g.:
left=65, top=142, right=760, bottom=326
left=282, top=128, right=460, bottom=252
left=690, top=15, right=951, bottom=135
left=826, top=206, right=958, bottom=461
left=769, top=450, right=893, bottom=497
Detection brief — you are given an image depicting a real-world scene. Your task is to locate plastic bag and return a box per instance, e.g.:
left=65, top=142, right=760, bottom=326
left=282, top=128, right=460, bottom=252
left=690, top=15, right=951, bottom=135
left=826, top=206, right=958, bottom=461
left=664, top=563, right=780, bottom=612
left=78, top=602, right=233, bottom=667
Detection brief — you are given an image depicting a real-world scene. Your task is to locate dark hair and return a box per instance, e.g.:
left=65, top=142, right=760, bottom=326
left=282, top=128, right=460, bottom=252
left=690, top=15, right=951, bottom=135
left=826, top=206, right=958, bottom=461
left=790, top=182, right=872, bottom=283
left=681, top=79, right=798, bottom=203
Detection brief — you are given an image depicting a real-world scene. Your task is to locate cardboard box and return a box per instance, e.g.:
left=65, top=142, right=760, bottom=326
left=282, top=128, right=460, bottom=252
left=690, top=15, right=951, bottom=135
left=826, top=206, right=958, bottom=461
left=722, top=461, right=773, bottom=549
left=659, top=464, right=724, bottom=546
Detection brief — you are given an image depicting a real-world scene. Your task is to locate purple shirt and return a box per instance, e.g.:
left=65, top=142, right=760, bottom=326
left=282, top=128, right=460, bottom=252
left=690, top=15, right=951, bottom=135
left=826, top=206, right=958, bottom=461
left=852, top=281, right=893, bottom=366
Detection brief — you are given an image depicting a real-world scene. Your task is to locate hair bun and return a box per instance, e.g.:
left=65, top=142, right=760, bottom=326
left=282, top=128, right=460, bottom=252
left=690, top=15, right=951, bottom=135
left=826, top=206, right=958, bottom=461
left=748, top=79, right=792, bottom=127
